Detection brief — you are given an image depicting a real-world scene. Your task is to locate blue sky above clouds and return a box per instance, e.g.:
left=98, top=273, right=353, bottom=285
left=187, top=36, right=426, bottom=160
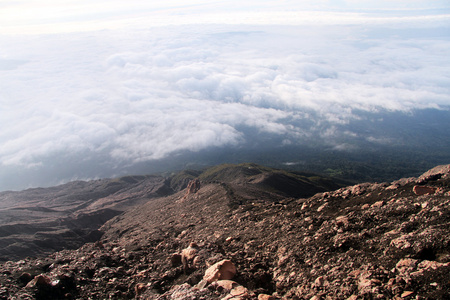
left=1, top=1, right=449, bottom=190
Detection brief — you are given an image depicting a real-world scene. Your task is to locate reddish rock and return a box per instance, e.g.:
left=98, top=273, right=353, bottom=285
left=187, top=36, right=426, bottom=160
left=396, top=258, right=418, bottom=273
left=413, top=185, right=436, bottom=195
left=181, top=242, right=199, bottom=271
left=192, top=255, right=202, bottom=268
left=196, top=279, right=209, bottom=289
left=351, top=184, right=368, bottom=195
left=204, top=260, right=237, bottom=283
left=214, top=279, right=240, bottom=290
left=335, top=216, right=349, bottom=227
left=371, top=200, right=384, bottom=208
left=258, top=294, right=276, bottom=300
left=134, top=283, right=146, bottom=295
left=314, top=276, right=326, bottom=287
left=401, top=291, right=414, bottom=298
left=417, top=260, right=450, bottom=271
left=317, top=203, right=328, bottom=212
left=229, top=285, right=248, bottom=297
left=183, top=179, right=201, bottom=199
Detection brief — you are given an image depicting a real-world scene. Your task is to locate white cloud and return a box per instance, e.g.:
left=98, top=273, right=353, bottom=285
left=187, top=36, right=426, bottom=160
left=2, top=0, right=449, bottom=34
left=366, top=136, right=394, bottom=145
left=0, top=3, right=449, bottom=190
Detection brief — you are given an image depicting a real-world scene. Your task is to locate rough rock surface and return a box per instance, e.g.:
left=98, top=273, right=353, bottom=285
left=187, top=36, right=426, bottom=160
left=0, top=164, right=449, bottom=299
left=182, top=179, right=201, bottom=200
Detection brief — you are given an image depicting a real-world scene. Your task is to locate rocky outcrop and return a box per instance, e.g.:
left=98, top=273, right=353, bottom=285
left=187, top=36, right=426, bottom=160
left=418, top=164, right=450, bottom=181
left=182, top=179, right=201, bottom=200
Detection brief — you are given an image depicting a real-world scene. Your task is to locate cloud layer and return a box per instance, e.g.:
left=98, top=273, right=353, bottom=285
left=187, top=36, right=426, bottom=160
left=1, top=5, right=449, bottom=190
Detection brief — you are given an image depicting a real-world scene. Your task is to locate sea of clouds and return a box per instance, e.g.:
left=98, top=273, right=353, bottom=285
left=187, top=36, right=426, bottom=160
left=1, top=2, right=449, bottom=190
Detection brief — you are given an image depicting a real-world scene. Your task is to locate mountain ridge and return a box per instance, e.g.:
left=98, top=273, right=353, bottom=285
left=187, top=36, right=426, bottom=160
left=0, top=163, right=448, bottom=299
left=0, top=163, right=343, bottom=262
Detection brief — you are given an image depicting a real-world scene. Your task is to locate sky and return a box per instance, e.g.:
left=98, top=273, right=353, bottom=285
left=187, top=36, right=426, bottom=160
left=1, top=1, right=450, bottom=190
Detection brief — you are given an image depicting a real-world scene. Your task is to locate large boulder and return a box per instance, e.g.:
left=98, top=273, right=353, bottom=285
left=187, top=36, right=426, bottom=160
left=204, top=260, right=237, bottom=283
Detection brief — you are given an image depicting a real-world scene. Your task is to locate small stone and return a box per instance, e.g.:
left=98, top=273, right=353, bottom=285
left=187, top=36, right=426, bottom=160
left=336, top=216, right=349, bottom=227
left=371, top=200, right=384, bottom=208
left=371, top=279, right=382, bottom=285
left=314, top=276, right=325, bottom=287
left=134, top=283, right=146, bottom=295
left=170, top=253, right=182, bottom=266
left=181, top=242, right=199, bottom=271
left=317, top=203, right=328, bottom=212
left=215, top=280, right=239, bottom=290
left=401, top=291, right=414, bottom=298
left=230, top=285, right=248, bottom=296
left=182, top=242, right=199, bottom=261
left=348, top=270, right=360, bottom=278
left=258, top=294, right=276, bottom=300
left=396, top=258, right=418, bottom=272
left=192, top=255, right=202, bottom=268
left=358, top=278, right=372, bottom=293
left=387, top=278, right=395, bottom=286
left=196, top=279, right=209, bottom=289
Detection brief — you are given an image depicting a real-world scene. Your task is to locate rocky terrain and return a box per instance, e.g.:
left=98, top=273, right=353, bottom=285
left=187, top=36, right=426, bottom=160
left=0, top=163, right=449, bottom=299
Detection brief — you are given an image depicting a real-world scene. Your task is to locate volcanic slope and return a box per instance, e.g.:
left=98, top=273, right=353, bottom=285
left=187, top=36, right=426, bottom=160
left=0, top=163, right=339, bottom=262
left=0, top=164, right=449, bottom=299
